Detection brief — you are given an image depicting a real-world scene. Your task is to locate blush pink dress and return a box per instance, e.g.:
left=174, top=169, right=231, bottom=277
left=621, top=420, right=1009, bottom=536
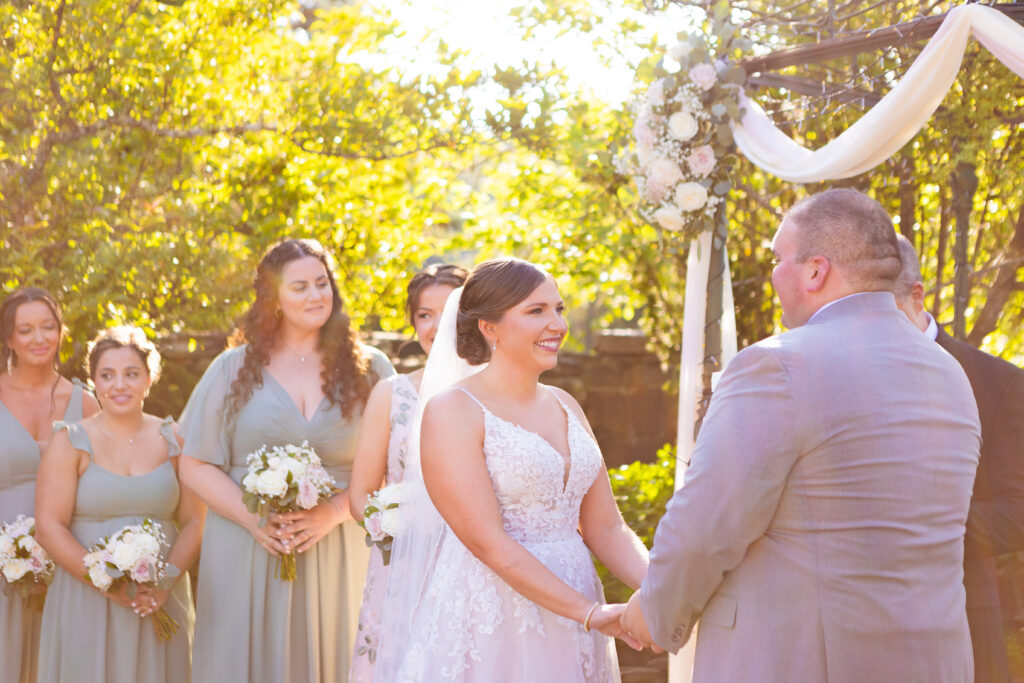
left=349, top=373, right=417, bottom=682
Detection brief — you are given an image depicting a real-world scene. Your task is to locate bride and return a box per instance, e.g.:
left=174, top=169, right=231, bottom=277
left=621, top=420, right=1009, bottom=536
left=377, top=257, right=649, bottom=682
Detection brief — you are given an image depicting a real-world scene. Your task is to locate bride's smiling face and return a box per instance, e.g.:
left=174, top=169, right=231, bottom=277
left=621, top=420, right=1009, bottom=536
left=486, top=278, right=567, bottom=372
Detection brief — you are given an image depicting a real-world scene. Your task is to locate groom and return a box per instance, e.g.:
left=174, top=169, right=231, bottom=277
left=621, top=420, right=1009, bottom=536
left=621, top=189, right=982, bottom=681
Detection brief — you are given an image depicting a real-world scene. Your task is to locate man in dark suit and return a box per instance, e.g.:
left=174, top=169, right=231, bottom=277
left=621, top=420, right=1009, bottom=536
left=895, top=234, right=1024, bottom=683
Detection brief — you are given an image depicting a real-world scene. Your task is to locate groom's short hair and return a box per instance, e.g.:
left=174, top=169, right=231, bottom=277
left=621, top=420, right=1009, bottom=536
left=787, top=188, right=902, bottom=292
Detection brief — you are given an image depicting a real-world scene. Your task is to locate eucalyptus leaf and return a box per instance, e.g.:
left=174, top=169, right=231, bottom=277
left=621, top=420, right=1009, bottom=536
left=716, top=124, right=734, bottom=146
left=713, top=180, right=732, bottom=196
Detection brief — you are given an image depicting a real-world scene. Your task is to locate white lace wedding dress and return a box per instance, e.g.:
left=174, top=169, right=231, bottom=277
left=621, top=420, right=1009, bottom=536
left=395, top=386, right=620, bottom=682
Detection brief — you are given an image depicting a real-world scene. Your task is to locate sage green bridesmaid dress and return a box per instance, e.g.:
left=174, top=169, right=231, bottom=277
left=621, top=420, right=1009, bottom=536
left=37, top=418, right=194, bottom=683
left=178, top=344, right=394, bottom=683
left=0, top=379, right=84, bottom=683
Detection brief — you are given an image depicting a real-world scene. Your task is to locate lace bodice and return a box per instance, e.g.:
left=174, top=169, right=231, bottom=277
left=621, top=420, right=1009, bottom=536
left=389, top=386, right=618, bottom=682
left=455, top=387, right=603, bottom=543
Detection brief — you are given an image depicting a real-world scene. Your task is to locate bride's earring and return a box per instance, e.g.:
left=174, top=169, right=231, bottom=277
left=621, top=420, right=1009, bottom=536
left=491, top=339, right=497, bottom=352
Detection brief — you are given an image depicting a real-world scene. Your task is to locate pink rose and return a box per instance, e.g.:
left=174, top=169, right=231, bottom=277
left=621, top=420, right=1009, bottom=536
left=364, top=514, right=386, bottom=542
left=687, top=145, right=716, bottom=176
left=296, top=479, right=319, bottom=510
left=633, top=120, right=656, bottom=148
left=646, top=79, right=666, bottom=105
left=689, top=63, right=717, bottom=91
left=29, top=556, right=45, bottom=573
left=644, top=177, right=669, bottom=203
left=131, top=559, right=154, bottom=584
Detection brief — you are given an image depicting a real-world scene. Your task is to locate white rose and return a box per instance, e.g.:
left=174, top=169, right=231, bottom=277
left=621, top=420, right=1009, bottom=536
left=137, top=533, right=161, bottom=560
left=242, top=471, right=258, bottom=493
left=375, top=484, right=403, bottom=509
left=0, top=536, right=14, bottom=555
left=667, top=41, right=689, bottom=63
left=653, top=206, right=685, bottom=232
left=256, top=469, right=288, bottom=498
left=280, top=457, right=307, bottom=481
left=380, top=508, right=401, bottom=537
left=111, top=541, right=141, bottom=572
left=689, top=63, right=718, bottom=91
left=675, top=182, right=709, bottom=211
left=668, top=112, right=699, bottom=141
left=2, top=558, right=30, bottom=582
left=88, top=563, right=112, bottom=591
left=645, top=157, right=684, bottom=188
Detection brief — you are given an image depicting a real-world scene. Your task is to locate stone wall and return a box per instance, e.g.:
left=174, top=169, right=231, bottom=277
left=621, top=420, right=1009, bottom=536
left=150, top=330, right=678, bottom=469
left=371, top=329, right=677, bottom=469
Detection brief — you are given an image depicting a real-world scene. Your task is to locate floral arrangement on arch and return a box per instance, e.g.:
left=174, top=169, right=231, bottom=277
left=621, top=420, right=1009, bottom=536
left=628, top=3, right=750, bottom=240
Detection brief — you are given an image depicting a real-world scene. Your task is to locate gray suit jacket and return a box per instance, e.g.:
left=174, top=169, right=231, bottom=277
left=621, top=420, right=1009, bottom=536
left=642, top=292, right=981, bottom=682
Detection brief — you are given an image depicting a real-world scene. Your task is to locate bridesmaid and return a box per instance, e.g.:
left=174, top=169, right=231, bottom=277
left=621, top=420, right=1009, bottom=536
left=178, top=238, right=395, bottom=683
left=0, top=287, right=99, bottom=683
left=35, top=326, right=202, bottom=683
left=348, top=263, right=466, bottom=680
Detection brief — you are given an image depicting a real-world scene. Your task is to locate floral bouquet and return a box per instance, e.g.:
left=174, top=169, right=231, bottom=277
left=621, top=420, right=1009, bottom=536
left=624, top=0, right=749, bottom=240
left=359, top=483, right=402, bottom=566
left=82, top=518, right=180, bottom=640
left=0, top=515, right=55, bottom=611
left=241, top=441, right=336, bottom=581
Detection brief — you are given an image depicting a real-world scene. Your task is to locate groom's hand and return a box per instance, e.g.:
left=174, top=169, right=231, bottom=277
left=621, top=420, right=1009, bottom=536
left=587, top=603, right=644, bottom=651
left=621, top=590, right=664, bottom=653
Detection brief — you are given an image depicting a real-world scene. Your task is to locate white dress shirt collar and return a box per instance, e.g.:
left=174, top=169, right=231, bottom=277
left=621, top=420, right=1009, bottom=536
left=923, top=312, right=938, bottom=341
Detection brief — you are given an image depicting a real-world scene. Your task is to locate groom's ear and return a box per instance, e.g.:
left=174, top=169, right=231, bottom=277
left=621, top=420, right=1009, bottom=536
left=804, top=255, right=830, bottom=292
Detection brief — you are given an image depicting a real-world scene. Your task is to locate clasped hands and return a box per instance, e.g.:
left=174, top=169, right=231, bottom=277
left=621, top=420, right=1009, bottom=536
left=247, top=499, right=347, bottom=556
left=590, top=590, right=664, bottom=653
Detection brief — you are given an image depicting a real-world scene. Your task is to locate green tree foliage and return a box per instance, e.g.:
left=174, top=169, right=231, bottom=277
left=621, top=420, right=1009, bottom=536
left=1, top=0, right=485, bottom=362
left=2, top=0, right=1021, bottom=395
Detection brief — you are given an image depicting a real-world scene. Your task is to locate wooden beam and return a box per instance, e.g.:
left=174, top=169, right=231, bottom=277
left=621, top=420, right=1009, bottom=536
left=746, top=73, right=882, bottom=106
left=742, top=3, right=1024, bottom=75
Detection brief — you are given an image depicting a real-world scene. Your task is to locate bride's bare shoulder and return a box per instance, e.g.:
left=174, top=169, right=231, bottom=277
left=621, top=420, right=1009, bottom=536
left=423, top=384, right=485, bottom=418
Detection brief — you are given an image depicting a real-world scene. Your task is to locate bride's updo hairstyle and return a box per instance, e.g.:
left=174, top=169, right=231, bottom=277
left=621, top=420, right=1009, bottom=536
left=456, top=257, right=548, bottom=365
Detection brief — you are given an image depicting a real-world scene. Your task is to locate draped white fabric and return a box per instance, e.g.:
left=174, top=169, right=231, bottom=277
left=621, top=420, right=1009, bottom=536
left=732, top=4, right=1024, bottom=184
left=670, top=232, right=737, bottom=683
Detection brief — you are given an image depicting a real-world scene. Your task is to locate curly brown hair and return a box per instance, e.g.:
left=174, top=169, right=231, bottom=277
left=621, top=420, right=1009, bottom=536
left=224, top=239, right=374, bottom=422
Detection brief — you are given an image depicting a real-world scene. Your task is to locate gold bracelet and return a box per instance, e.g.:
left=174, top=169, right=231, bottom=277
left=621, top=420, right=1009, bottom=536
left=583, top=602, right=600, bottom=632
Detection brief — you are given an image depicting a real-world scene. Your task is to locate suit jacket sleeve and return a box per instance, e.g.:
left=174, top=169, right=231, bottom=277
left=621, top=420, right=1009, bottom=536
left=639, top=343, right=804, bottom=652
left=965, top=368, right=1024, bottom=555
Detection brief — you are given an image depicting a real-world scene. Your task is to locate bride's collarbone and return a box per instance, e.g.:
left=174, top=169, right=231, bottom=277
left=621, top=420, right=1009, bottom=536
left=475, top=394, right=572, bottom=456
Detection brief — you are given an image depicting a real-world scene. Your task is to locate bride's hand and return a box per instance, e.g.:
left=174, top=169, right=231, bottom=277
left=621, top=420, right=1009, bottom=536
left=587, top=603, right=644, bottom=651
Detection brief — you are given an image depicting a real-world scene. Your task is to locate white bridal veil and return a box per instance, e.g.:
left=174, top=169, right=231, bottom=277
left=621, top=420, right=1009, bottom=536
left=374, top=286, right=484, bottom=681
